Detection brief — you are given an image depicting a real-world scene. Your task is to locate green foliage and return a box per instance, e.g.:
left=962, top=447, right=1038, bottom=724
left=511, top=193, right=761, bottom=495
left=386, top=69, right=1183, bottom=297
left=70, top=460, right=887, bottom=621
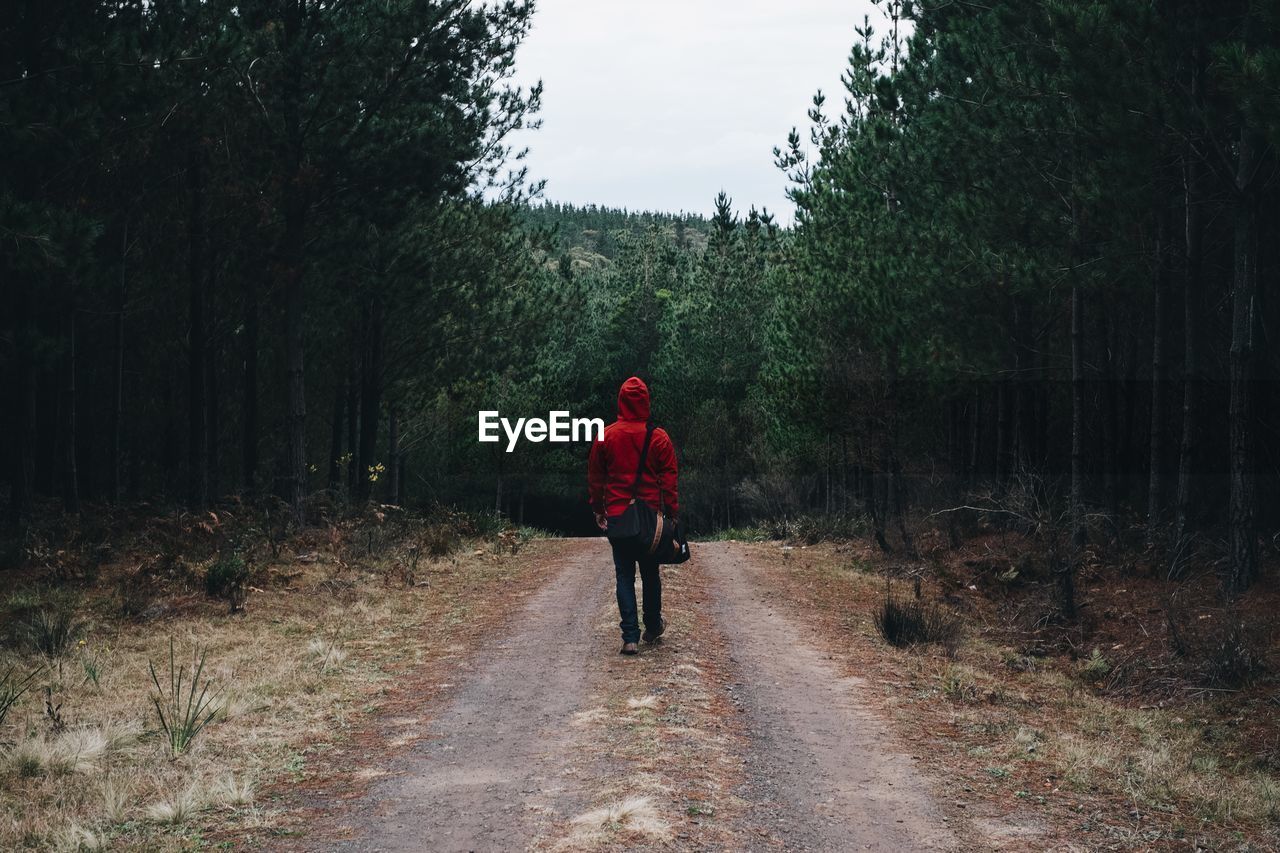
left=20, top=598, right=85, bottom=660
left=1202, top=623, right=1265, bottom=689
left=874, top=596, right=961, bottom=651
left=80, top=649, right=105, bottom=689
left=771, top=514, right=870, bottom=545
left=205, top=554, right=250, bottom=613
left=1078, top=649, right=1113, bottom=682
left=0, top=663, right=42, bottom=726
left=148, top=638, right=222, bottom=757
left=420, top=523, right=461, bottom=559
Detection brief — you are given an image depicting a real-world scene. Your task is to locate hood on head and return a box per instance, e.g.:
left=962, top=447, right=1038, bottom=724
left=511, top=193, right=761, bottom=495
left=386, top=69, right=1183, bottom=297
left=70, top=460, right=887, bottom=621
left=616, top=376, right=650, bottom=421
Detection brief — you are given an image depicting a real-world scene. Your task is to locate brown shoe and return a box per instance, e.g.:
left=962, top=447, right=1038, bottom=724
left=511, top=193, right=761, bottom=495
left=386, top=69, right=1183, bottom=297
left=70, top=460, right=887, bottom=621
left=642, top=618, right=666, bottom=644
left=620, top=642, right=639, bottom=656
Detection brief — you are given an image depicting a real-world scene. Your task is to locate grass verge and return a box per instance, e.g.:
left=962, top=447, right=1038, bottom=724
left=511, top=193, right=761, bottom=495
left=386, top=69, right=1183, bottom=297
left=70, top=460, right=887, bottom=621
left=746, top=540, right=1280, bottom=851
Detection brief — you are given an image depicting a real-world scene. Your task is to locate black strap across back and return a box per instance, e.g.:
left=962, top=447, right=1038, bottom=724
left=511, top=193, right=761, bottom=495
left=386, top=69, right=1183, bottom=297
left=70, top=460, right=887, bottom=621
left=629, top=422, right=655, bottom=501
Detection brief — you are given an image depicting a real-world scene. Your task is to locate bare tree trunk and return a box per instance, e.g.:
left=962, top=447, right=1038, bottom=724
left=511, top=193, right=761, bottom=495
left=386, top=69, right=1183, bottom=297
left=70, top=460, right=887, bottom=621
left=110, top=223, right=127, bottom=503
left=1102, top=307, right=1120, bottom=527
left=356, top=294, right=383, bottom=502
left=387, top=406, right=399, bottom=504
left=281, top=1, right=308, bottom=525
left=885, top=344, right=913, bottom=555
left=1174, top=30, right=1206, bottom=553
left=346, top=353, right=359, bottom=492
left=9, top=283, right=35, bottom=523
left=61, top=298, right=80, bottom=515
left=207, top=331, right=220, bottom=500
left=163, top=366, right=177, bottom=500
left=241, top=273, right=259, bottom=493
left=188, top=150, right=207, bottom=510
left=1071, top=279, right=1086, bottom=553
left=495, top=454, right=504, bottom=516
left=966, top=390, right=982, bottom=488
left=1227, top=121, right=1260, bottom=594
left=995, top=378, right=1009, bottom=487
left=1147, top=208, right=1171, bottom=540
left=282, top=184, right=307, bottom=522
left=1174, top=148, right=1204, bottom=550
left=328, top=378, right=344, bottom=492
left=841, top=433, right=850, bottom=514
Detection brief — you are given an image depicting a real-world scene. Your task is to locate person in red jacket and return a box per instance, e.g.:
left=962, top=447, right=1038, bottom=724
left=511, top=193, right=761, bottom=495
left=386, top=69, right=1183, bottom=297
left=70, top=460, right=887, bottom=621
left=588, top=376, right=679, bottom=655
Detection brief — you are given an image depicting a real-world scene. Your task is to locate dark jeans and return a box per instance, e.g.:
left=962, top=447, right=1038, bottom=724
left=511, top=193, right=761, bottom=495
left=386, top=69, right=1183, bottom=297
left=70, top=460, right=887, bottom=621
left=612, top=542, right=661, bottom=643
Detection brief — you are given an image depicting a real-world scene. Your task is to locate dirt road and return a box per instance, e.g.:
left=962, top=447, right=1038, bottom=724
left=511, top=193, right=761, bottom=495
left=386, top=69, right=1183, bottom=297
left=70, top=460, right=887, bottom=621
left=316, top=539, right=959, bottom=851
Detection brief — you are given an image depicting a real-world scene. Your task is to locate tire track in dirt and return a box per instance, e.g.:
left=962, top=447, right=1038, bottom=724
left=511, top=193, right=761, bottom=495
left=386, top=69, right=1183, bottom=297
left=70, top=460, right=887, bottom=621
left=328, top=540, right=618, bottom=852
left=315, top=538, right=958, bottom=852
left=701, top=541, right=959, bottom=851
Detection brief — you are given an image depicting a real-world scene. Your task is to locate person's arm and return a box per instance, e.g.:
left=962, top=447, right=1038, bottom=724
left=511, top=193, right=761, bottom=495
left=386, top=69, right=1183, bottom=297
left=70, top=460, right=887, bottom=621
left=587, top=436, right=608, bottom=528
left=654, top=429, right=679, bottom=518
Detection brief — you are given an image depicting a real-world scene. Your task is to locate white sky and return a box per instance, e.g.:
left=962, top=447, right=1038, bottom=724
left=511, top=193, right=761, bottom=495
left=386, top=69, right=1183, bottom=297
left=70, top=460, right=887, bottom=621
left=510, top=0, right=884, bottom=221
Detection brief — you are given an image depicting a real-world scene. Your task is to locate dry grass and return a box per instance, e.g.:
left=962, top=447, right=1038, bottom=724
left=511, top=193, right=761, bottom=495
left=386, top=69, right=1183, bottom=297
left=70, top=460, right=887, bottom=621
left=567, top=796, right=670, bottom=844
left=213, top=771, right=255, bottom=807
left=0, top=526, right=542, bottom=850
left=748, top=540, right=1280, bottom=850
left=144, top=784, right=202, bottom=825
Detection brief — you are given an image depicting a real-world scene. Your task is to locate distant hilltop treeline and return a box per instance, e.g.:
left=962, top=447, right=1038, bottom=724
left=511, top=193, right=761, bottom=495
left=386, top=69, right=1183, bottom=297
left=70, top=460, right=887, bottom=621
left=521, top=199, right=786, bottom=269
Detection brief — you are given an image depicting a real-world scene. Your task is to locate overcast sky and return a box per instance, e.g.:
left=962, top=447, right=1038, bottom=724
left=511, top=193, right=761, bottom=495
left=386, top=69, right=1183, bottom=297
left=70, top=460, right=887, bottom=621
left=510, top=0, right=883, bottom=221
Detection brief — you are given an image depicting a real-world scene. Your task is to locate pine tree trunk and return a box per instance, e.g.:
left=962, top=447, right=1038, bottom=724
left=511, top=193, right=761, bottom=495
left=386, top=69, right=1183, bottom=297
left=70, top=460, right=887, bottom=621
left=886, top=344, right=913, bottom=554
left=328, top=379, right=344, bottom=492
left=995, top=378, right=1009, bottom=487
left=110, top=223, right=127, bottom=503
left=163, top=367, right=177, bottom=500
left=61, top=298, right=80, bottom=515
left=1102, top=308, right=1120, bottom=526
left=1121, top=329, right=1139, bottom=505
left=241, top=273, right=259, bottom=493
left=387, top=407, right=399, bottom=504
left=346, top=353, right=358, bottom=492
left=1227, top=123, right=1260, bottom=594
left=188, top=150, right=207, bottom=510
left=9, top=283, right=35, bottom=524
left=357, top=294, right=383, bottom=503
left=1147, top=208, right=1171, bottom=539
left=1013, top=298, right=1034, bottom=473
left=1070, top=282, right=1086, bottom=553
left=1173, top=29, right=1207, bottom=557
left=966, top=391, right=982, bottom=488
left=207, top=333, right=220, bottom=499
left=1174, top=149, right=1204, bottom=549
left=282, top=1, right=307, bottom=525
left=495, top=454, right=504, bottom=515
left=282, top=178, right=307, bottom=522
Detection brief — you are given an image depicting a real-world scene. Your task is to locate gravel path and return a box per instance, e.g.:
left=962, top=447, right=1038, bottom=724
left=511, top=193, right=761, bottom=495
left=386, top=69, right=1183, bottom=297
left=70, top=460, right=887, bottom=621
left=330, top=542, right=615, bottom=852
left=318, top=539, right=957, bottom=851
left=703, top=542, right=957, bottom=851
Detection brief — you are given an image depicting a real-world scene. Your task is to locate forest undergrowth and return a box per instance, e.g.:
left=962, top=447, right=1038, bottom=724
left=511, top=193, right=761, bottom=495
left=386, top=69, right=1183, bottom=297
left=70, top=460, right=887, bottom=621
left=743, top=501, right=1280, bottom=850
left=0, top=500, right=543, bottom=850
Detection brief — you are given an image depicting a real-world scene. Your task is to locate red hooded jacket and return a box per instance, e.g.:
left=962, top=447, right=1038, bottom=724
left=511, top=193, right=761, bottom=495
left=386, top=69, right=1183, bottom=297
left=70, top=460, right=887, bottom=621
left=588, top=377, right=679, bottom=519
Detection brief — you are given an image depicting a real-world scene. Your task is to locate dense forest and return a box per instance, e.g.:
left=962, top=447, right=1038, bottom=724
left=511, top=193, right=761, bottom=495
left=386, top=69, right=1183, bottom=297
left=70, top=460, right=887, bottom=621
left=4, top=0, right=1280, bottom=617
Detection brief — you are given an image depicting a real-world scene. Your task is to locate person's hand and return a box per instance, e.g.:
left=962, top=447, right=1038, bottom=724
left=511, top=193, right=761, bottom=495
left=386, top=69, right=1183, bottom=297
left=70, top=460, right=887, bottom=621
left=594, top=512, right=608, bottom=531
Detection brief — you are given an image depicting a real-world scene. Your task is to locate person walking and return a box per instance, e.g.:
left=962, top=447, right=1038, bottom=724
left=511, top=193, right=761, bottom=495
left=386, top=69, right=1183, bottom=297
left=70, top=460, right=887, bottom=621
left=588, top=376, right=679, bottom=655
